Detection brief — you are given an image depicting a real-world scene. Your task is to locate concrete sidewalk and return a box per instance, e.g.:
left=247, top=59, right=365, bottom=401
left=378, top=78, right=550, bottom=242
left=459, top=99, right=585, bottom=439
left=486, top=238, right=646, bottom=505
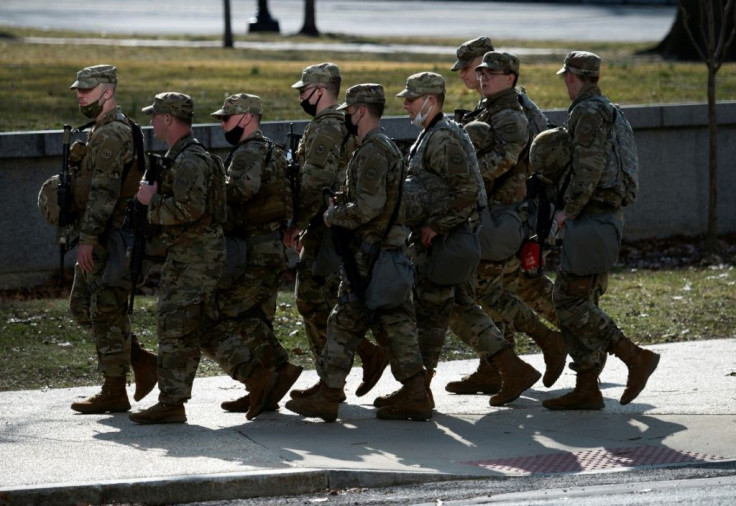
left=1, top=338, right=734, bottom=505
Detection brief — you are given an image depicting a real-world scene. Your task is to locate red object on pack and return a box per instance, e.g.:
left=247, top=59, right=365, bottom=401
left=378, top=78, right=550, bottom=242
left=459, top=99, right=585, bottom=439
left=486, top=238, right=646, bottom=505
left=520, top=240, right=542, bottom=276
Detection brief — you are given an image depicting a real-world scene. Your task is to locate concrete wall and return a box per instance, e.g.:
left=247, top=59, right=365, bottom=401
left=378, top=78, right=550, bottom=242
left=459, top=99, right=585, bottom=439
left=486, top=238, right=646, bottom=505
left=1, top=101, right=735, bottom=290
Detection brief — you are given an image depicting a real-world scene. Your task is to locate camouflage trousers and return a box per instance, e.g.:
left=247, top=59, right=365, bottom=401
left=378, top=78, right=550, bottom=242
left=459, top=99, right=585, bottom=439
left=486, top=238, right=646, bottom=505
left=474, top=256, right=557, bottom=343
left=208, top=240, right=289, bottom=380
left=318, top=286, right=423, bottom=390
left=157, top=258, right=222, bottom=405
left=69, top=262, right=131, bottom=378
left=294, top=245, right=341, bottom=363
left=553, top=270, right=625, bottom=372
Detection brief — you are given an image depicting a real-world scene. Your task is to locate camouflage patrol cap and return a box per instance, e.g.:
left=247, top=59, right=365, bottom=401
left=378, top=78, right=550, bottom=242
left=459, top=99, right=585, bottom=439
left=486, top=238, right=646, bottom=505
left=557, top=51, right=601, bottom=77
left=70, top=65, right=117, bottom=90
left=530, top=127, right=573, bottom=184
left=463, top=120, right=494, bottom=152
left=291, top=62, right=341, bottom=89
left=142, top=92, right=194, bottom=120
left=475, top=51, right=520, bottom=76
left=336, top=83, right=385, bottom=110
left=211, top=93, right=263, bottom=119
left=396, top=72, right=445, bottom=99
left=451, top=36, right=495, bottom=71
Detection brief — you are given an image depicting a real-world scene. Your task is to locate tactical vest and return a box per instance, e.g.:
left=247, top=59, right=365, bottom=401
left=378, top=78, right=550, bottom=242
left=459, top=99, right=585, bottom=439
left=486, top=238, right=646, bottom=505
left=180, top=141, right=228, bottom=225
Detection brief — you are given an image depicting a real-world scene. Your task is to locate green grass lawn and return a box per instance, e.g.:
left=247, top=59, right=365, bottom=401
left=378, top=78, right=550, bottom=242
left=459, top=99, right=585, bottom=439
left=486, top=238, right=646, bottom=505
left=1, top=266, right=734, bottom=392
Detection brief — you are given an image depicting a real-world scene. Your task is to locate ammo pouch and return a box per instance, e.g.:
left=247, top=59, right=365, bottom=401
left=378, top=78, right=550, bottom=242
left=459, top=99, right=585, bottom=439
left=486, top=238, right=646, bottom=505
left=217, top=235, right=248, bottom=289
left=364, top=249, right=415, bottom=311
left=478, top=203, right=525, bottom=261
left=560, top=211, right=623, bottom=276
left=312, top=227, right=342, bottom=278
left=425, top=222, right=480, bottom=286
left=101, top=228, right=134, bottom=289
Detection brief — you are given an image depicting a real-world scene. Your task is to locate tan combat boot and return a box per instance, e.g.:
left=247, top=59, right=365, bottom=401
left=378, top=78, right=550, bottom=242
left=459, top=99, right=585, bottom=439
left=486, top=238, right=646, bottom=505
left=609, top=337, right=660, bottom=405
left=290, top=380, right=346, bottom=402
left=489, top=348, right=541, bottom=406
left=374, top=368, right=435, bottom=408
left=285, top=382, right=343, bottom=422
left=71, top=376, right=131, bottom=414
left=355, top=340, right=390, bottom=397
left=129, top=402, right=186, bottom=424
left=244, top=364, right=279, bottom=420
left=527, top=325, right=567, bottom=388
left=376, top=373, right=433, bottom=421
left=542, top=368, right=604, bottom=410
left=130, top=334, right=158, bottom=402
left=269, top=362, right=304, bottom=406
left=444, top=358, right=502, bottom=395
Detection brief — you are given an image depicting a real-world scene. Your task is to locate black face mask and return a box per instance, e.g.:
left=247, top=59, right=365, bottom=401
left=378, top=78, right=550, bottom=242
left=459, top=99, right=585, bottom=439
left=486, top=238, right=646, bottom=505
left=224, top=125, right=244, bottom=146
left=344, top=110, right=359, bottom=136
left=299, top=88, right=320, bottom=117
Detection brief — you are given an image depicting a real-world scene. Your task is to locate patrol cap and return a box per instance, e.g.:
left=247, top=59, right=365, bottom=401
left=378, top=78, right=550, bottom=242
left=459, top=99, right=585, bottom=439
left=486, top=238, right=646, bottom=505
left=557, top=51, right=601, bottom=77
left=291, top=62, right=341, bottom=89
left=396, top=72, right=445, bottom=99
left=475, top=51, right=520, bottom=76
left=70, top=65, right=117, bottom=90
left=211, top=93, right=263, bottom=119
left=336, top=83, right=385, bottom=111
left=529, top=127, right=573, bottom=184
left=142, top=92, right=194, bottom=120
left=451, top=36, right=495, bottom=71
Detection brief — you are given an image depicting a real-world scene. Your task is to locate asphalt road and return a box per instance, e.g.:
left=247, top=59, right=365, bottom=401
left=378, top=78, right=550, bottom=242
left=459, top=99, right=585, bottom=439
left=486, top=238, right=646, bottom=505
left=1, top=0, right=676, bottom=42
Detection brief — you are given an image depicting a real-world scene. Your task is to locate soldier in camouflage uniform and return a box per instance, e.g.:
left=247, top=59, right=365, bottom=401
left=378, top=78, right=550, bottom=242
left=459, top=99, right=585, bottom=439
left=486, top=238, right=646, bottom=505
left=66, top=65, right=157, bottom=414
left=208, top=94, right=302, bottom=415
left=541, top=52, right=659, bottom=410
left=445, top=52, right=566, bottom=397
left=129, top=93, right=277, bottom=424
left=373, top=72, right=540, bottom=410
left=450, top=36, right=495, bottom=122
left=286, top=84, right=432, bottom=422
left=285, top=63, right=389, bottom=400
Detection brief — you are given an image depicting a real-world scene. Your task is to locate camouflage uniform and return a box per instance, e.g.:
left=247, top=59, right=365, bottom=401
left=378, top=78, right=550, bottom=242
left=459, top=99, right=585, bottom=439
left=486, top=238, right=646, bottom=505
left=206, top=94, right=290, bottom=381
left=67, top=67, right=141, bottom=380
left=141, top=94, right=226, bottom=406
left=290, top=64, right=355, bottom=362
left=399, top=73, right=509, bottom=372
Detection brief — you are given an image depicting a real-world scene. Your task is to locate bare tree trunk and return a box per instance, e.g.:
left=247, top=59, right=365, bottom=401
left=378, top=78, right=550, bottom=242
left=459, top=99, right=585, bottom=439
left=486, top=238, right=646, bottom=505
left=706, top=66, right=718, bottom=250
left=299, top=0, right=319, bottom=36
left=223, top=0, right=233, bottom=48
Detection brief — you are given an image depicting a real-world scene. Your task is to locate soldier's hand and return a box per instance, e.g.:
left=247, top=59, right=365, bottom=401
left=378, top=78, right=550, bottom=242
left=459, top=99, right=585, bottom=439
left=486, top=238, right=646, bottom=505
left=323, top=197, right=335, bottom=228
left=69, top=141, right=87, bottom=163
left=77, top=244, right=94, bottom=273
left=420, top=226, right=437, bottom=248
left=554, top=210, right=567, bottom=230
left=137, top=181, right=158, bottom=205
left=283, top=226, right=301, bottom=249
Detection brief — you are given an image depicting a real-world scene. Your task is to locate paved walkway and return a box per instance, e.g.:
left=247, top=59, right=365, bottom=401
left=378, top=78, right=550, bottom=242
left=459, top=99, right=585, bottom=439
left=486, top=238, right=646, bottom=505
left=1, top=338, right=734, bottom=504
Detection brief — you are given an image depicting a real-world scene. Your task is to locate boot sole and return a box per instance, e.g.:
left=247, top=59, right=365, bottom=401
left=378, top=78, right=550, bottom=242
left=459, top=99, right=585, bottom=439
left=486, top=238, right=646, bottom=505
left=542, top=400, right=604, bottom=411
left=620, top=352, right=660, bottom=405
left=71, top=404, right=131, bottom=414
left=129, top=414, right=186, bottom=424
left=445, top=386, right=500, bottom=395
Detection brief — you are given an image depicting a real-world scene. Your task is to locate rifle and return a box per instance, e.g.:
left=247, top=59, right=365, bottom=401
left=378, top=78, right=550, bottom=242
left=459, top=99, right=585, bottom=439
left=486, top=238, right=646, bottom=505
left=125, top=152, right=168, bottom=314
left=56, top=124, right=73, bottom=288
left=285, top=123, right=302, bottom=226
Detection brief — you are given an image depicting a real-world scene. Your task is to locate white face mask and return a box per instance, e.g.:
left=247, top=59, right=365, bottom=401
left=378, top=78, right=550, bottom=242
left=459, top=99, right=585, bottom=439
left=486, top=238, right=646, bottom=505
left=411, top=96, right=432, bottom=128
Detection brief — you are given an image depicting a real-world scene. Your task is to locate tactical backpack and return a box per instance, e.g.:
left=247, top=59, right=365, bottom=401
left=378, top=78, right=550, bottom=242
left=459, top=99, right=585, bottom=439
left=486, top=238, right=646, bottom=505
left=593, top=97, right=640, bottom=207
left=239, top=137, right=291, bottom=226
left=182, top=141, right=228, bottom=225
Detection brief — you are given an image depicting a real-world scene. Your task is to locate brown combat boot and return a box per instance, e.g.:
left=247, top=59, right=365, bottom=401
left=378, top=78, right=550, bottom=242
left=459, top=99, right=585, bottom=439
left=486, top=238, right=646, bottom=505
left=527, top=326, right=567, bottom=388
left=376, top=373, right=433, bottom=421
left=285, top=382, right=343, bottom=422
left=542, top=368, right=604, bottom=410
left=129, top=402, right=186, bottom=424
left=270, top=362, right=304, bottom=406
left=355, top=340, right=390, bottom=397
left=71, top=376, right=130, bottom=414
left=130, top=334, right=158, bottom=402
left=374, top=368, right=435, bottom=408
left=445, top=358, right=502, bottom=395
left=609, top=337, right=660, bottom=405
left=244, top=364, right=279, bottom=420
left=290, top=380, right=346, bottom=402
left=489, top=349, right=541, bottom=406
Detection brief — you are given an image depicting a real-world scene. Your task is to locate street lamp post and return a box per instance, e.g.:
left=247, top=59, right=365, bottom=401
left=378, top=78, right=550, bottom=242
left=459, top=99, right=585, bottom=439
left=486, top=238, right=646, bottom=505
left=248, top=0, right=280, bottom=33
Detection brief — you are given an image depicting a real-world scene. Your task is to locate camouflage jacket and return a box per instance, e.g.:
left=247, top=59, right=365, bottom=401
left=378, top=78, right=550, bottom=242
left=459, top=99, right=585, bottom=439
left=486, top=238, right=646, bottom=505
left=295, top=105, right=355, bottom=232
left=148, top=133, right=224, bottom=263
left=224, top=129, right=284, bottom=236
left=77, top=107, right=139, bottom=245
left=564, top=84, right=618, bottom=219
left=474, top=88, right=529, bottom=206
left=405, top=113, right=482, bottom=235
left=329, top=127, right=407, bottom=250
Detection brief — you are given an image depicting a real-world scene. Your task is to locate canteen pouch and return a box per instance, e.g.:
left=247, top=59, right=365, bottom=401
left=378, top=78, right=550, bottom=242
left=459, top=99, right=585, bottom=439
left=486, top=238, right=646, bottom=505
left=478, top=204, right=524, bottom=261
left=560, top=211, right=623, bottom=276
left=312, top=227, right=342, bottom=278
left=217, top=236, right=248, bottom=289
left=364, top=250, right=415, bottom=311
left=100, top=228, right=134, bottom=289
left=425, top=224, right=480, bottom=286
